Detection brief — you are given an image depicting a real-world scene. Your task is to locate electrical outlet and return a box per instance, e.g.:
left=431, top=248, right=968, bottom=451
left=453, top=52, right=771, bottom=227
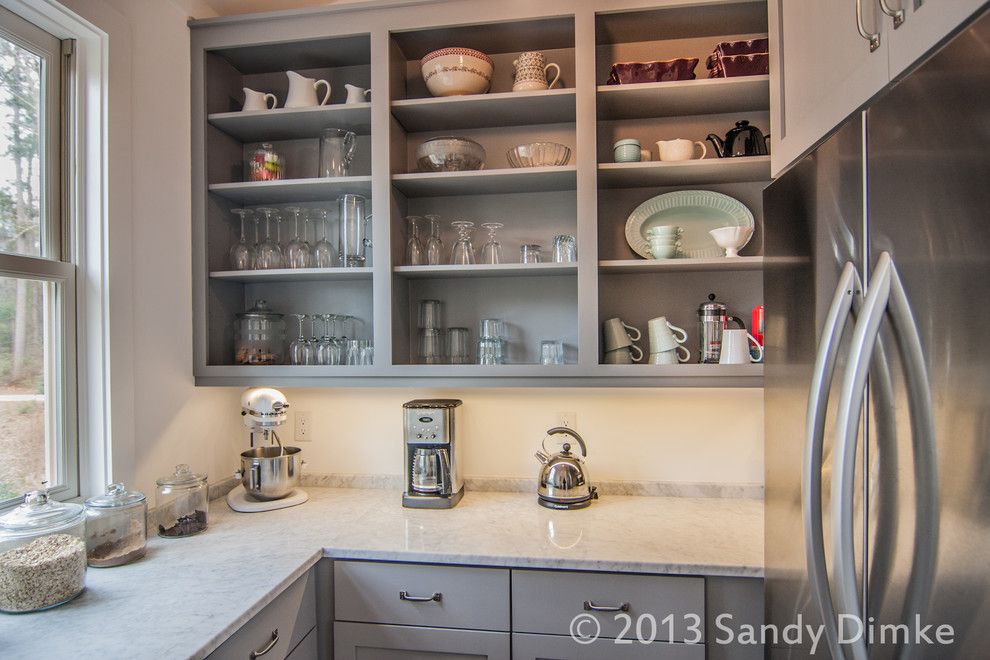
left=558, top=412, right=576, bottom=429
left=295, top=411, right=312, bottom=442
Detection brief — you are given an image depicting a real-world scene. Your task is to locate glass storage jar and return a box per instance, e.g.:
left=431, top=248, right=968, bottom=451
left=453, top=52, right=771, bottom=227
left=234, top=299, right=285, bottom=365
left=84, top=483, right=147, bottom=567
left=0, top=489, right=87, bottom=613
left=246, top=142, right=283, bottom=182
left=156, top=465, right=209, bottom=538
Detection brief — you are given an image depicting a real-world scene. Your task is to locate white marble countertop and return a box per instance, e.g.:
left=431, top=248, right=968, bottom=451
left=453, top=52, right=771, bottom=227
left=0, top=488, right=763, bottom=659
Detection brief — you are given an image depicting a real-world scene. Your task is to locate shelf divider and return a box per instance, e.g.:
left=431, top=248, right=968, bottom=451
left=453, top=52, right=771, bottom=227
left=208, top=176, right=372, bottom=204
left=597, top=157, right=770, bottom=188
left=210, top=267, right=373, bottom=283
left=596, top=75, right=770, bottom=120
left=599, top=256, right=764, bottom=273
left=393, top=263, right=578, bottom=279
left=391, top=166, right=577, bottom=197
left=208, top=103, right=372, bottom=141
left=391, top=89, right=576, bottom=132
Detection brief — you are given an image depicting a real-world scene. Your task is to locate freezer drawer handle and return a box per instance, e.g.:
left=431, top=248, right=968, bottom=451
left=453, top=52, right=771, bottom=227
left=583, top=600, right=630, bottom=613
left=832, top=251, right=939, bottom=660
left=249, top=629, right=278, bottom=658
left=803, top=261, right=861, bottom=660
left=399, top=591, right=442, bottom=603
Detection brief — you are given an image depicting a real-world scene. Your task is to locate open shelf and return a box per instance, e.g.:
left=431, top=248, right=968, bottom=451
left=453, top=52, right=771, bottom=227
left=391, top=166, right=577, bottom=197
left=210, top=267, right=373, bottom=283
left=596, top=76, right=770, bottom=120
left=208, top=103, right=372, bottom=141
left=599, top=257, right=764, bottom=273
left=597, top=157, right=770, bottom=188
left=594, top=363, right=763, bottom=378
left=391, top=89, right=576, bottom=132
left=208, top=176, right=373, bottom=203
left=394, top=263, right=577, bottom=279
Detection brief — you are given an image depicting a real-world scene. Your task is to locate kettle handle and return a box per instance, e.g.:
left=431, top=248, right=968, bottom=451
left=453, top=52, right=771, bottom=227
left=547, top=426, right=588, bottom=457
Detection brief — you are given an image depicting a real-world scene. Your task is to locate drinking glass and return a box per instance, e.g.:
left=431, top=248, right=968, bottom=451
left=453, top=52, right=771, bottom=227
left=417, top=299, right=443, bottom=329
left=339, top=194, right=372, bottom=267
left=255, top=208, right=283, bottom=269
left=479, top=318, right=506, bottom=339
left=520, top=244, right=542, bottom=264
left=446, top=327, right=471, bottom=364
left=251, top=215, right=263, bottom=269
left=405, top=216, right=425, bottom=265
left=288, top=314, right=314, bottom=365
left=346, top=339, right=373, bottom=365
left=310, top=208, right=337, bottom=268
left=449, top=220, right=475, bottom=265
left=229, top=209, right=255, bottom=270
left=480, top=222, right=504, bottom=264
left=284, top=207, right=310, bottom=269
left=314, top=314, right=335, bottom=366
left=540, top=339, right=565, bottom=365
left=318, top=128, right=356, bottom=177
left=425, top=214, right=444, bottom=265
left=417, top=328, right=444, bottom=364
left=477, top=337, right=506, bottom=365
left=551, top=234, right=577, bottom=263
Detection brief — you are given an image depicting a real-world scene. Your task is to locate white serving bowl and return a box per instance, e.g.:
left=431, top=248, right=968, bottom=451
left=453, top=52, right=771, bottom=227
left=421, top=47, right=493, bottom=97
left=709, top=226, right=754, bottom=257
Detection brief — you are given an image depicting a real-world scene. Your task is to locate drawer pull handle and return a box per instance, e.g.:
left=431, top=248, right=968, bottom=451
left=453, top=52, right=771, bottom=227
left=249, top=629, right=279, bottom=658
left=584, top=600, right=630, bottom=612
left=399, top=590, right=442, bottom=603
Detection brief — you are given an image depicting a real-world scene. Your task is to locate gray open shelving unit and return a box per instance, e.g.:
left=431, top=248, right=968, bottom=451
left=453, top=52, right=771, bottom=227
left=190, top=0, right=770, bottom=387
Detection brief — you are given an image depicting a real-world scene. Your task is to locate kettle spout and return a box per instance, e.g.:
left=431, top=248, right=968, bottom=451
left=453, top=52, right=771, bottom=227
left=535, top=451, right=550, bottom=465
left=706, top=134, right=726, bottom=158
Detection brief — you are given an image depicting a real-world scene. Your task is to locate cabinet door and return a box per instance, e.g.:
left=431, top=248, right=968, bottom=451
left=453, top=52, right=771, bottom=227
left=769, top=0, right=888, bottom=175
left=886, top=0, right=986, bottom=78
left=333, top=622, right=510, bottom=660
left=512, top=633, right=705, bottom=660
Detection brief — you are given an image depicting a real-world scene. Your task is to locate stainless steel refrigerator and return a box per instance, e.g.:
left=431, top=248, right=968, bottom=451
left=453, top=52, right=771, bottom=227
left=763, top=8, right=990, bottom=658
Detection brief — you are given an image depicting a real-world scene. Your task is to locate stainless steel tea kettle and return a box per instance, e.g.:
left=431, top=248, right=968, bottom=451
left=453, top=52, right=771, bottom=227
left=535, top=427, right=598, bottom=510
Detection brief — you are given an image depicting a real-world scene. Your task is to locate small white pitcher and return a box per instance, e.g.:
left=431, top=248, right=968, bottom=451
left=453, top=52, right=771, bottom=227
left=655, top=138, right=707, bottom=162
left=344, top=84, right=371, bottom=104
left=285, top=70, right=331, bottom=108
left=242, top=87, right=277, bottom=111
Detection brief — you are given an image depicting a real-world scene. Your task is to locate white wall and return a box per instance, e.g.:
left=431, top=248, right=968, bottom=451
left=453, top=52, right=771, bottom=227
left=63, top=0, right=765, bottom=498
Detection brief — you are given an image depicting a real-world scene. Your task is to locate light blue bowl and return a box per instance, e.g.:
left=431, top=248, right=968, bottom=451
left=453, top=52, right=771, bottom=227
left=614, top=139, right=642, bottom=163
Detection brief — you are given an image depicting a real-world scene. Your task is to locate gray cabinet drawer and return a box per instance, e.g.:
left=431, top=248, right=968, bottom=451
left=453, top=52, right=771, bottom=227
left=511, top=570, right=704, bottom=642
left=513, top=633, right=705, bottom=660
left=285, top=627, right=317, bottom=660
left=208, top=570, right=316, bottom=660
left=334, top=560, right=510, bottom=631
left=334, top=621, right=510, bottom=660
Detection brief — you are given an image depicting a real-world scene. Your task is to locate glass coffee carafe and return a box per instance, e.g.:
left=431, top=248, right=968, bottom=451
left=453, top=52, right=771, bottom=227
left=338, top=194, right=372, bottom=267
left=411, top=447, right=450, bottom=493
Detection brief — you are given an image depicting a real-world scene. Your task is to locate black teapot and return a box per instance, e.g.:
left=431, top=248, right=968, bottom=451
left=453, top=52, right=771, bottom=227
left=707, top=120, right=770, bottom=158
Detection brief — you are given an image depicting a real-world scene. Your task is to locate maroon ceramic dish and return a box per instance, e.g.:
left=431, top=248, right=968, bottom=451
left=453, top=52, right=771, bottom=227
left=708, top=53, right=769, bottom=78
left=606, top=58, right=699, bottom=85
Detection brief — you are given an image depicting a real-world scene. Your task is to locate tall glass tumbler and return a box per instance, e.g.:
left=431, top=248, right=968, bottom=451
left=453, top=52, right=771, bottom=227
left=551, top=234, right=577, bottom=263
left=446, top=327, right=471, bottom=364
left=338, top=194, right=372, bottom=267
left=417, top=299, right=444, bottom=329
left=319, top=128, right=356, bottom=177
left=540, top=340, right=565, bottom=365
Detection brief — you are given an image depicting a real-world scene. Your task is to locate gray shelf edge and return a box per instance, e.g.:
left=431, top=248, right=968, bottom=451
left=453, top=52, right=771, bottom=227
left=194, top=374, right=764, bottom=388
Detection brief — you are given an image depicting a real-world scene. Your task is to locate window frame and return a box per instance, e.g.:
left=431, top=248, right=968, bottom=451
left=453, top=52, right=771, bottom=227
left=0, top=5, right=77, bottom=507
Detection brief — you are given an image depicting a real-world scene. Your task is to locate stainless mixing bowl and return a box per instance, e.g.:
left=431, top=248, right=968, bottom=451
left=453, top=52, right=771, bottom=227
left=238, top=446, right=302, bottom=500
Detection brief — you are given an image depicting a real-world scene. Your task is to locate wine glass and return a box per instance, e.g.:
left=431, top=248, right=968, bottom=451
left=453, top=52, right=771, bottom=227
left=449, top=220, right=476, bottom=265
left=284, top=207, right=310, bottom=269
left=288, top=314, right=313, bottom=365
left=311, top=208, right=337, bottom=268
left=273, top=211, right=286, bottom=265
left=405, top=216, right=425, bottom=265
left=255, top=207, right=282, bottom=269
left=316, top=314, right=336, bottom=366
left=229, top=209, right=255, bottom=270
left=425, top=214, right=443, bottom=265
left=480, top=222, right=504, bottom=264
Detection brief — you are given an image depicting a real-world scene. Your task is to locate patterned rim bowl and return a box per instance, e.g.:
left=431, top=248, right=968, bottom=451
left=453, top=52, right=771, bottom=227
left=421, top=47, right=494, bottom=97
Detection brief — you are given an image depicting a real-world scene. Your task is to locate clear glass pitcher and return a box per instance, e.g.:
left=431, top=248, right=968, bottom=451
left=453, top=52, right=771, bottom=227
left=338, top=194, right=372, bottom=267
left=319, top=128, right=356, bottom=177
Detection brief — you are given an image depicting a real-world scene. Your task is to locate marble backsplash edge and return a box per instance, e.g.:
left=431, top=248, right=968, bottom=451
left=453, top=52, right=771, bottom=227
left=216, top=473, right=765, bottom=499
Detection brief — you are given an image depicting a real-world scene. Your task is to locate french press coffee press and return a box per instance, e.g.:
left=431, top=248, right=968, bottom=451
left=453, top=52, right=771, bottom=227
left=697, top=293, right=746, bottom=363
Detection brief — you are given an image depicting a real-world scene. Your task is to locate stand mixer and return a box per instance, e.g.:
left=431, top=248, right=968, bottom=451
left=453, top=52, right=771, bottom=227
left=226, top=387, right=309, bottom=513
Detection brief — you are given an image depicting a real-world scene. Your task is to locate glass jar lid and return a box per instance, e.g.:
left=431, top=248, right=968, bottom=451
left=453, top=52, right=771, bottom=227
left=156, top=464, right=207, bottom=488
left=0, top=488, right=86, bottom=538
left=85, top=482, right=146, bottom=509
left=235, top=299, right=283, bottom=320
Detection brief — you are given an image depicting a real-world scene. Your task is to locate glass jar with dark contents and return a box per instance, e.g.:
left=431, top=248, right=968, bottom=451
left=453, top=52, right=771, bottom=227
left=84, top=483, right=147, bottom=567
left=155, top=465, right=208, bottom=538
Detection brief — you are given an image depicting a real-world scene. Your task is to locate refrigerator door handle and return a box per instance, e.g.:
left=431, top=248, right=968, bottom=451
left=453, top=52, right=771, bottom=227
left=803, top=261, right=862, bottom=660
left=831, top=252, right=939, bottom=660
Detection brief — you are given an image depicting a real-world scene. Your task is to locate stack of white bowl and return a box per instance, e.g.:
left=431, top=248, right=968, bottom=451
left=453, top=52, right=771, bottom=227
left=646, top=225, right=683, bottom=259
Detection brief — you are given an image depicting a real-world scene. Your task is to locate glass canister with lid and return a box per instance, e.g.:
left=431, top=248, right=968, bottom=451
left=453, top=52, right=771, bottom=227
left=234, top=299, right=285, bottom=365
left=84, top=483, right=147, bottom=567
left=156, top=464, right=209, bottom=538
left=0, top=488, right=88, bottom=613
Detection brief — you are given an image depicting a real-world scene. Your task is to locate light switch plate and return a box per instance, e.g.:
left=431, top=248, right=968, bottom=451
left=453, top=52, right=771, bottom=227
left=295, top=411, right=312, bottom=442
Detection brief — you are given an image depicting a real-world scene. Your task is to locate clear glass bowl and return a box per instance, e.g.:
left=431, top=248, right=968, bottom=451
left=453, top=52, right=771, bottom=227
left=506, top=142, right=572, bottom=168
left=416, top=137, right=486, bottom=172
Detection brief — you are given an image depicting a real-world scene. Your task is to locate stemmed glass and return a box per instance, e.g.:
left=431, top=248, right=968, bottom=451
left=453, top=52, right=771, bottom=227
left=480, top=222, right=504, bottom=264
left=273, top=212, right=286, bottom=266
left=425, top=214, right=443, bottom=265
left=405, top=216, right=425, bottom=265
left=284, top=207, right=310, bottom=269
left=316, top=314, right=338, bottom=366
left=311, top=208, right=337, bottom=268
left=449, top=220, right=476, bottom=265
left=229, top=209, right=255, bottom=270
left=288, top=314, right=313, bottom=365
left=255, top=208, right=282, bottom=269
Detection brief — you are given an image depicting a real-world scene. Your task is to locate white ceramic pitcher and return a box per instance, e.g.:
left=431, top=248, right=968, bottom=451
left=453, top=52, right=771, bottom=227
left=344, top=84, right=371, bottom=104
left=655, top=138, right=707, bottom=162
left=242, top=87, right=277, bottom=111
left=285, top=70, right=331, bottom=108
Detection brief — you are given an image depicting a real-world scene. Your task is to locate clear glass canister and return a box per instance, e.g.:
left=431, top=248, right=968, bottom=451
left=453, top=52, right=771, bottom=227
left=156, top=464, right=209, bottom=538
left=84, top=483, right=147, bottom=567
left=0, top=489, right=87, bottom=613
left=234, top=299, right=284, bottom=365
left=246, top=142, right=283, bottom=182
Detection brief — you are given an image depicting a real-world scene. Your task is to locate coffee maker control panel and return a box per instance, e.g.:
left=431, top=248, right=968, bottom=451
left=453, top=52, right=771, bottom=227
left=404, top=408, right=448, bottom=444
